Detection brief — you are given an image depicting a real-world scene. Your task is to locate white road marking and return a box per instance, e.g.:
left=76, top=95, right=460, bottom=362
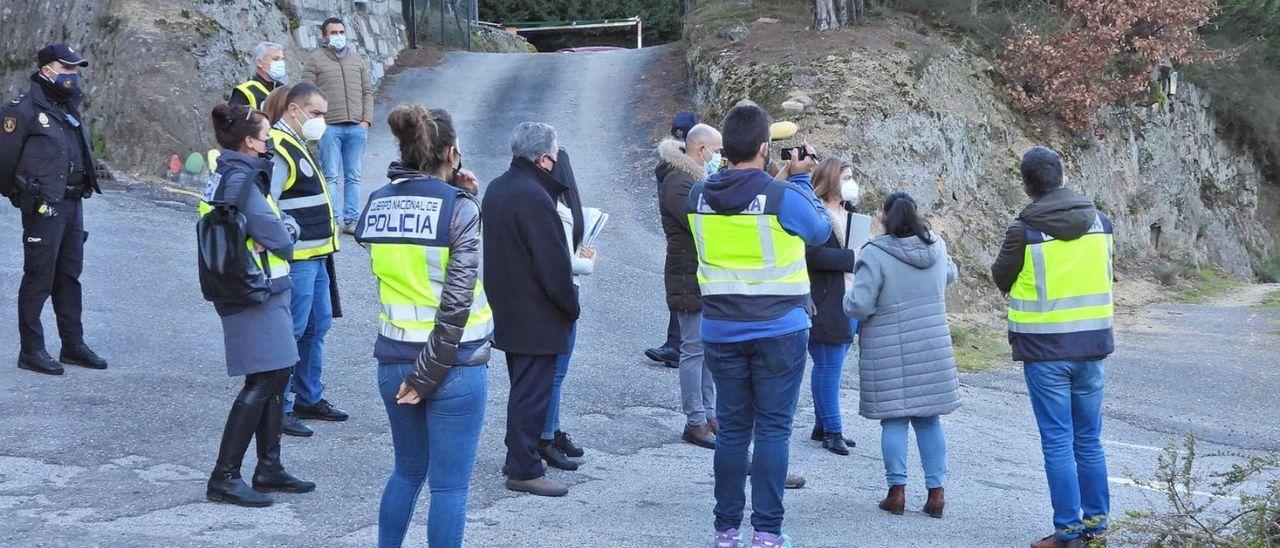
left=1103, top=439, right=1164, bottom=452
left=1108, top=477, right=1238, bottom=501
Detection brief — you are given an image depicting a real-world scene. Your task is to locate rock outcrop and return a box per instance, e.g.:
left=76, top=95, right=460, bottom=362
left=1, top=0, right=407, bottom=180
left=685, top=13, right=1278, bottom=306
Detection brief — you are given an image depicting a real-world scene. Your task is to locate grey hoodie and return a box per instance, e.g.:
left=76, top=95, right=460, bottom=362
left=991, top=187, right=1098, bottom=293
left=844, top=234, right=961, bottom=420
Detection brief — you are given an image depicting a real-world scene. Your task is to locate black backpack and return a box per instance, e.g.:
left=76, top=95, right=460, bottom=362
left=197, top=174, right=272, bottom=305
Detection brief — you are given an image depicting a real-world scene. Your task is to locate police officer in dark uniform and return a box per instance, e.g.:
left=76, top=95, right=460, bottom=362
left=0, top=44, right=109, bottom=375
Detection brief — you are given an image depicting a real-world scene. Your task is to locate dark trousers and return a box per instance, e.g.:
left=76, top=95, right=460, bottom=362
left=18, top=198, right=85, bottom=352
left=665, top=311, right=680, bottom=348
left=503, top=352, right=556, bottom=481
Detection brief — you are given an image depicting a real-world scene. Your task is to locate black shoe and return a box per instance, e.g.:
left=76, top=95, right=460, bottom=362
left=822, top=431, right=851, bottom=455
left=553, top=430, right=584, bottom=458
left=253, top=468, right=316, bottom=493
left=644, top=346, right=679, bottom=367
left=59, top=343, right=108, bottom=370
left=294, top=399, right=348, bottom=422
left=812, top=426, right=857, bottom=447
left=283, top=413, right=314, bottom=437
left=207, top=472, right=272, bottom=507
left=538, top=441, right=579, bottom=471
left=18, top=349, right=64, bottom=376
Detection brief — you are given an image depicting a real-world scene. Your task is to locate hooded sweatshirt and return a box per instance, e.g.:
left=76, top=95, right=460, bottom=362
left=693, top=167, right=831, bottom=343
left=990, top=187, right=1098, bottom=293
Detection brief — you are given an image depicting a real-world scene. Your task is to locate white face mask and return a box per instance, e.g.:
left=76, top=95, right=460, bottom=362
left=840, top=178, right=860, bottom=204
left=267, top=60, right=287, bottom=82
left=328, top=34, right=347, bottom=51
left=293, top=107, right=327, bottom=141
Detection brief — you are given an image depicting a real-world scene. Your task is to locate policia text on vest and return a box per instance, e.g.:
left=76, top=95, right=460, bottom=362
left=355, top=177, right=493, bottom=347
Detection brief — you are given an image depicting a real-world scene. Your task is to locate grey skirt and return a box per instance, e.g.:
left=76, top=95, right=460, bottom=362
left=219, top=290, right=299, bottom=377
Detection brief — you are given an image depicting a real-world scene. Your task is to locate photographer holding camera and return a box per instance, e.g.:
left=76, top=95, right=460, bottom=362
left=687, top=103, right=829, bottom=548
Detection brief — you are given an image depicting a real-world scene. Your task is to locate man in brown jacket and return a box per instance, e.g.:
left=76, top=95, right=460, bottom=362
left=302, top=17, right=373, bottom=233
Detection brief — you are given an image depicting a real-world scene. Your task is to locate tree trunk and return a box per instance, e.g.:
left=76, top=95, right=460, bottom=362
left=814, top=0, right=874, bottom=30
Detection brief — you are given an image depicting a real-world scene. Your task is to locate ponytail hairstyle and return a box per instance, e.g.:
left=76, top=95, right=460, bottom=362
left=211, top=102, right=267, bottom=150
left=881, top=190, right=934, bottom=245
left=387, top=102, right=457, bottom=175
left=262, top=84, right=293, bottom=124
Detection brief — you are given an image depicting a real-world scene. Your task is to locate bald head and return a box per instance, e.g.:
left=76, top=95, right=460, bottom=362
left=685, top=123, right=723, bottom=166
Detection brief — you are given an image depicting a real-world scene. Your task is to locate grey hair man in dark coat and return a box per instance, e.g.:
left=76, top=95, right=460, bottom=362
left=482, top=122, right=580, bottom=498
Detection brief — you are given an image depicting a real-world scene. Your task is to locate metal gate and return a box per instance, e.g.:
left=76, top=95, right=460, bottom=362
left=406, top=0, right=478, bottom=50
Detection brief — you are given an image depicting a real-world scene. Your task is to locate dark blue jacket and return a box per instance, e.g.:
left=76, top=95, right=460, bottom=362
left=0, top=75, right=99, bottom=205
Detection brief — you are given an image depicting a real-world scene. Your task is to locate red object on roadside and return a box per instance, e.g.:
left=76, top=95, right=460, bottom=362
left=168, top=154, right=182, bottom=174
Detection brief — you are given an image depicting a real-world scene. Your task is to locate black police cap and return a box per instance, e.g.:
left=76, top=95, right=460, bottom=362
left=37, top=44, right=88, bottom=68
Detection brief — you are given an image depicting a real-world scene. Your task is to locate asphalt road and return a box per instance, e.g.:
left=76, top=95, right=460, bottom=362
left=1, top=46, right=1278, bottom=547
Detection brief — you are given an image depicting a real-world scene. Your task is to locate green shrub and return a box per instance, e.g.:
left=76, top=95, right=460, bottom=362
left=1154, top=261, right=1183, bottom=286
left=1255, top=255, right=1280, bottom=283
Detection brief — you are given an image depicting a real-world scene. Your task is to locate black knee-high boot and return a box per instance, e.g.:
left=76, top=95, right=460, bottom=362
left=252, top=373, right=316, bottom=494
left=208, top=370, right=279, bottom=507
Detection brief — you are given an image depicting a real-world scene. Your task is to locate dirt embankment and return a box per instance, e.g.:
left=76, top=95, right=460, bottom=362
left=680, top=2, right=1279, bottom=317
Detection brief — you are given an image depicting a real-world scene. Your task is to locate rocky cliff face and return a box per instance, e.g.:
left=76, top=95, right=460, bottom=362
left=685, top=14, right=1277, bottom=307
left=1, top=0, right=406, bottom=180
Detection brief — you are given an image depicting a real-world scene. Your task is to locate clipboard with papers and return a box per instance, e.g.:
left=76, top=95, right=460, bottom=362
left=581, top=207, right=609, bottom=248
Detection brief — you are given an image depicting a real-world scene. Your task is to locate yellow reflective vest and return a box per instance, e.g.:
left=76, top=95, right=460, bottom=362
left=358, top=177, right=493, bottom=345
left=685, top=179, right=810, bottom=322
left=271, top=127, right=339, bottom=260
left=1007, top=212, right=1115, bottom=361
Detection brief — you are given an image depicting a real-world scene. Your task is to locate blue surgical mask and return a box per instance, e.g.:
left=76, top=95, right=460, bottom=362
left=703, top=151, right=722, bottom=178
left=328, top=35, right=347, bottom=50
left=44, top=66, right=79, bottom=93
left=267, top=60, right=287, bottom=82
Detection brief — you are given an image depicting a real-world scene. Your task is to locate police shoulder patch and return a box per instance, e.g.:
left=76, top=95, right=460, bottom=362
left=3, top=117, right=15, bottom=134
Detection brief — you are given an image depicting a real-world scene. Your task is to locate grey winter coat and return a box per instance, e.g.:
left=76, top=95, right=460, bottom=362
left=203, top=150, right=300, bottom=377
left=844, top=233, right=961, bottom=420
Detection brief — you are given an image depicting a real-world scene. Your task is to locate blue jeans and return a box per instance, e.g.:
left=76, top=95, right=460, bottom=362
left=880, top=416, right=947, bottom=489
left=1024, top=360, right=1110, bottom=541
left=377, top=363, right=487, bottom=548
left=704, top=328, right=808, bottom=535
left=285, top=259, right=332, bottom=413
left=319, top=122, right=367, bottom=224
left=807, top=340, right=849, bottom=433
left=541, top=322, right=577, bottom=440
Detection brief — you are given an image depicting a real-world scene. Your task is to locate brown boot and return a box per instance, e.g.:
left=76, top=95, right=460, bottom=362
left=923, top=487, right=945, bottom=518
left=682, top=423, right=716, bottom=449
left=878, top=485, right=905, bottom=515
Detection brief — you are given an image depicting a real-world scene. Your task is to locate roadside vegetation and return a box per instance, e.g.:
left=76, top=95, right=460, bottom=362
left=1153, top=259, right=1243, bottom=304
left=1109, top=435, right=1280, bottom=546
left=1258, top=290, right=1280, bottom=310
left=950, top=323, right=1009, bottom=373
